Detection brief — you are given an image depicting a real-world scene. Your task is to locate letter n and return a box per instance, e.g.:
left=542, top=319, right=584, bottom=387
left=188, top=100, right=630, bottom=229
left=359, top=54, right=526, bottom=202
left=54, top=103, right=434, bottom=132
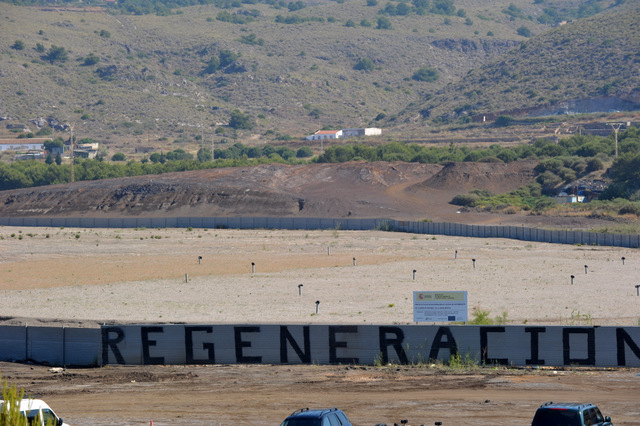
left=616, top=328, right=640, bottom=367
left=280, top=326, right=310, bottom=364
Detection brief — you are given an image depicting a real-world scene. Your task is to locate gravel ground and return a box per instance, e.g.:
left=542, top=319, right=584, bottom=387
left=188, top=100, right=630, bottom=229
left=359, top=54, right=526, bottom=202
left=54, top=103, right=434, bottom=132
left=0, top=226, right=638, bottom=327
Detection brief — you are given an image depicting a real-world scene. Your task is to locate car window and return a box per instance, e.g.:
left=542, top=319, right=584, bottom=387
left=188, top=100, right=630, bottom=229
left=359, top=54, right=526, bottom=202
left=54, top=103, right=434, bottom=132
left=593, top=408, right=604, bottom=423
left=41, top=408, right=58, bottom=425
left=327, top=413, right=341, bottom=426
left=532, top=409, right=582, bottom=426
left=335, top=412, right=349, bottom=425
left=584, top=407, right=604, bottom=425
left=282, top=419, right=321, bottom=426
left=23, top=409, right=43, bottom=426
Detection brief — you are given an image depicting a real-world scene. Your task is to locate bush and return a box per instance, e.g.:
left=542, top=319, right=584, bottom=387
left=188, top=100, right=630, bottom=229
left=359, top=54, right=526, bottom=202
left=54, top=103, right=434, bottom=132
left=228, top=110, right=253, bottom=130
left=354, top=57, right=375, bottom=72
left=376, top=16, right=392, bottom=29
left=618, top=203, right=640, bottom=216
left=517, top=26, right=532, bottom=37
left=450, top=194, right=478, bottom=206
left=44, top=45, right=69, bottom=63
left=1, top=375, right=29, bottom=426
left=111, top=152, right=126, bottom=161
left=83, top=54, right=100, bottom=66
left=494, top=115, right=514, bottom=127
left=412, top=66, right=439, bottom=82
left=11, top=40, right=25, bottom=50
left=296, top=147, right=313, bottom=158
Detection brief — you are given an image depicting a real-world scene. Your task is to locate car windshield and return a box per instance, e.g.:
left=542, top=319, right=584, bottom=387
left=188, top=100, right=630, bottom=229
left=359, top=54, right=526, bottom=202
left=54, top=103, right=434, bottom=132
left=532, top=409, right=582, bottom=426
left=281, top=419, right=321, bottom=426
left=22, top=409, right=43, bottom=426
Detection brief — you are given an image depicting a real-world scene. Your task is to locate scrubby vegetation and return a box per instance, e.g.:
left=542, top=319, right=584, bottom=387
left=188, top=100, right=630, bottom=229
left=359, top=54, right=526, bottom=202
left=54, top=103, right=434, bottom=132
left=3, top=129, right=640, bottom=217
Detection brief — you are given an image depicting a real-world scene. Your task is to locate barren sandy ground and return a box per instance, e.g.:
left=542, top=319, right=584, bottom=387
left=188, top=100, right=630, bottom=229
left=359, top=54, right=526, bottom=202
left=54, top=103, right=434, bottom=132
left=1, top=226, right=638, bottom=326
left=0, top=226, right=639, bottom=425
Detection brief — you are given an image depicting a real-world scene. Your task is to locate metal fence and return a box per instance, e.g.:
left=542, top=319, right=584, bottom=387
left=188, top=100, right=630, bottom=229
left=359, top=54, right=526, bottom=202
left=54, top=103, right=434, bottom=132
left=1, top=216, right=638, bottom=248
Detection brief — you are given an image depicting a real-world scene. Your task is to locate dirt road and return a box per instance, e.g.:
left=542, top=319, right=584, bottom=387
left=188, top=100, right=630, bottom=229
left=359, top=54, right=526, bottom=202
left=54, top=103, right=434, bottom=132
left=1, top=362, right=638, bottom=425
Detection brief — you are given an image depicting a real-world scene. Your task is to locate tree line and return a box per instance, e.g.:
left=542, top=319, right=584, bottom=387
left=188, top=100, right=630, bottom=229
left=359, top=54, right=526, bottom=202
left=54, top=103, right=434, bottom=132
left=2, top=129, right=640, bottom=205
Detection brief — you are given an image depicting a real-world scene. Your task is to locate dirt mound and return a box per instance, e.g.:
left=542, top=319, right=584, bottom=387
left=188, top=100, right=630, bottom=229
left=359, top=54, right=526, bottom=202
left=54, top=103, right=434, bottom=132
left=418, top=160, right=538, bottom=193
left=0, top=160, right=546, bottom=224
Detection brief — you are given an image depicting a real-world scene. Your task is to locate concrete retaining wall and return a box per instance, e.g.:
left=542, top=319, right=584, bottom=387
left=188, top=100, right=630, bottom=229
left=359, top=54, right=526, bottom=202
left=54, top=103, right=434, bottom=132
left=1, top=324, right=639, bottom=367
left=1, top=217, right=638, bottom=248
left=0, top=326, right=101, bottom=366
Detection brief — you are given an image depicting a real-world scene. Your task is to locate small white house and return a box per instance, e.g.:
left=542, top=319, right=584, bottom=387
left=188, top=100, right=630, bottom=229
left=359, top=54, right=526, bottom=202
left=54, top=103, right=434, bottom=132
left=554, top=193, right=586, bottom=204
left=306, top=130, right=343, bottom=140
left=341, top=128, right=382, bottom=138
left=305, top=127, right=381, bottom=140
left=0, top=139, right=47, bottom=152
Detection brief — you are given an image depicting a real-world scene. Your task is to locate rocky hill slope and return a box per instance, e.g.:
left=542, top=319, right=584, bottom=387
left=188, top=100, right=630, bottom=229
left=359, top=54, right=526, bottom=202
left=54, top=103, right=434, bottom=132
left=398, top=8, right=640, bottom=124
left=0, top=160, right=540, bottom=223
left=1, top=0, right=635, bottom=151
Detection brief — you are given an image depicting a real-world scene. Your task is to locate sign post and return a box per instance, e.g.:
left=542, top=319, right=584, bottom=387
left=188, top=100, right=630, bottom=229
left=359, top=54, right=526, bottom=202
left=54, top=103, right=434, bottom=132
left=413, top=291, right=468, bottom=322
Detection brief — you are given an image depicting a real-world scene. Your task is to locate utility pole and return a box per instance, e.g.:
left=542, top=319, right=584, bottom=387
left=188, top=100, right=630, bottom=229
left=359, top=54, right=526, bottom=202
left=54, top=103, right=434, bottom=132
left=606, top=122, right=623, bottom=158
left=69, top=123, right=75, bottom=183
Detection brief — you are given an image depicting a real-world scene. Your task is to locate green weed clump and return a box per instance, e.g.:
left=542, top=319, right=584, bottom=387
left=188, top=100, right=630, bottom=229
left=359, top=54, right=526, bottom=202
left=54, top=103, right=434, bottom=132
left=1, top=375, right=29, bottom=426
left=445, top=353, right=480, bottom=369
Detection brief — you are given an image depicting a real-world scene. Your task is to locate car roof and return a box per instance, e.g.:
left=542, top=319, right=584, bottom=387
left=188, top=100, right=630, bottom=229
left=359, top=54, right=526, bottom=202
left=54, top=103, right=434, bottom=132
left=0, top=399, right=53, bottom=412
left=287, top=408, right=342, bottom=419
left=538, top=402, right=597, bottom=411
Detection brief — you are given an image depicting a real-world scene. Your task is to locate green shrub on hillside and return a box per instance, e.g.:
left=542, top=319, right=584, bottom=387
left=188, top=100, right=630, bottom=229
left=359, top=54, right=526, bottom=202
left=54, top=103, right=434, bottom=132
left=43, top=45, right=69, bottom=63
left=354, top=57, right=375, bottom=72
left=412, top=66, right=439, bottom=82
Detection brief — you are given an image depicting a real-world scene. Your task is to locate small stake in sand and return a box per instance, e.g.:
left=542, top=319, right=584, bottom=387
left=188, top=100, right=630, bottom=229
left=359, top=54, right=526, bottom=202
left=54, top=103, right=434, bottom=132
left=472, top=259, right=476, bottom=269
left=571, top=275, right=575, bottom=285
left=353, top=257, right=356, bottom=266
left=315, top=300, right=320, bottom=314
left=198, top=256, right=202, bottom=264
left=328, top=246, right=331, bottom=255
left=251, top=262, right=255, bottom=273
left=455, top=250, right=458, bottom=259
left=622, top=256, right=626, bottom=265
left=185, top=273, right=189, bottom=283
left=635, top=284, right=640, bottom=296
left=412, top=269, right=417, bottom=280
left=298, top=284, right=303, bottom=295
left=584, top=265, right=588, bottom=274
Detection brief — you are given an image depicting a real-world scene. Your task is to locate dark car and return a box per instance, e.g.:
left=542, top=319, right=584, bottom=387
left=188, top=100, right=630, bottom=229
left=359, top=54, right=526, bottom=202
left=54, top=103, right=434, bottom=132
left=532, top=402, right=613, bottom=426
left=280, top=407, right=352, bottom=426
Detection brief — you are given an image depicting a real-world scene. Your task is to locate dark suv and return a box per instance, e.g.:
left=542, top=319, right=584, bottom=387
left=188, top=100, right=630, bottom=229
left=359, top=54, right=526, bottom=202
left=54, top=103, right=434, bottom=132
left=280, top=408, right=352, bottom=426
left=532, top=402, right=613, bottom=426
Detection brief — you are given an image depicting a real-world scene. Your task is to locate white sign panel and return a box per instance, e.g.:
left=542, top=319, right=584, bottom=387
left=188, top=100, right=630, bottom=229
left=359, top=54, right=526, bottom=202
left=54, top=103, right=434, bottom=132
left=413, top=291, right=468, bottom=322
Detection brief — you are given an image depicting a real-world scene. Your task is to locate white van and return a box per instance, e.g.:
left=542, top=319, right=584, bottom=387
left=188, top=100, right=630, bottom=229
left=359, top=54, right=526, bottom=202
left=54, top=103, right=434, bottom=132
left=0, top=398, right=69, bottom=426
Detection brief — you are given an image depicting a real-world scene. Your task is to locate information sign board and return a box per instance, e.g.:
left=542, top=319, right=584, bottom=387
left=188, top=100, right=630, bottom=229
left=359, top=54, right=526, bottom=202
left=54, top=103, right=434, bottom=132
left=413, top=291, right=468, bottom=322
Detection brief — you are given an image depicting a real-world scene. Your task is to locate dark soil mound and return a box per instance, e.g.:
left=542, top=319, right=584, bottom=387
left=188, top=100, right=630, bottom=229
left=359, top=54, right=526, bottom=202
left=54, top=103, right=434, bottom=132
left=0, top=160, right=540, bottom=223
left=418, top=161, right=538, bottom=193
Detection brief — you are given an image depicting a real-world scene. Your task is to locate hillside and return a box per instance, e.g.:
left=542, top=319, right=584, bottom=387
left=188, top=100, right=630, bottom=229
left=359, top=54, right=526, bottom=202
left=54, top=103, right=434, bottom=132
left=0, top=0, right=634, bottom=155
left=397, top=7, right=640, bottom=125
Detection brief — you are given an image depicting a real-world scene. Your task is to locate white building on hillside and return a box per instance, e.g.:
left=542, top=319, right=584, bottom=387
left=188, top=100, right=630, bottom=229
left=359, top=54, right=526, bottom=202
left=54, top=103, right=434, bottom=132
left=0, top=139, right=47, bottom=152
left=341, top=128, right=382, bottom=138
left=305, top=127, right=381, bottom=140
left=306, top=130, right=343, bottom=140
